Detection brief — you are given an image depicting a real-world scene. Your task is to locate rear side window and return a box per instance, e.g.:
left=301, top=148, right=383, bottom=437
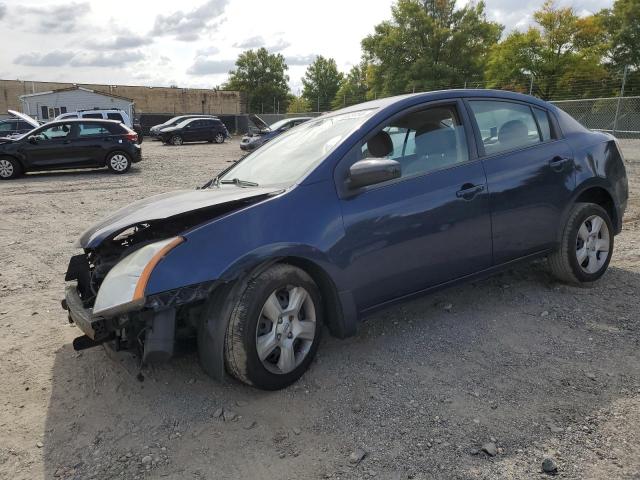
left=77, top=123, right=112, bottom=137
left=107, top=113, right=124, bottom=122
left=533, top=108, right=552, bottom=141
left=469, top=100, right=542, bottom=155
left=0, top=122, right=14, bottom=131
left=82, top=113, right=103, bottom=119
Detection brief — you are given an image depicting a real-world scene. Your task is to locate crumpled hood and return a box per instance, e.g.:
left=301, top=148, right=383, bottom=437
left=78, top=187, right=282, bottom=248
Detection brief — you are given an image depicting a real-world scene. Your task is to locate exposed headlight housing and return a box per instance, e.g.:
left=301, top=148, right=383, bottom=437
left=93, top=237, right=184, bottom=317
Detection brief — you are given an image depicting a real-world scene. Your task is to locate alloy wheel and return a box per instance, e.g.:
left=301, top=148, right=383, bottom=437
left=0, top=159, right=14, bottom=178
left=215, top=133, right=225, bottom=144
left=576, top=214, right=610, bottom=274
left=255, top=285, right=316, bottom=375
left=109, top=154, right=129, bottom=172
left=171, top=135, right=183, bottom=146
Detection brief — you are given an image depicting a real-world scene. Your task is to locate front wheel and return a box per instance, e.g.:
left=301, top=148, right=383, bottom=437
left=214, top=132, right=225, bottom=144
left=549, top=202, right=614, bottom=284
left=106, top=152, right=131, bottom=174
left=202, top=264, right=323, bottom=390
left=170, top=135, right=183, bottom=146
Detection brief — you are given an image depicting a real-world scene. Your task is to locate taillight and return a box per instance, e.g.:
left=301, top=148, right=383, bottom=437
left=124, top=132, right=138, bottom=142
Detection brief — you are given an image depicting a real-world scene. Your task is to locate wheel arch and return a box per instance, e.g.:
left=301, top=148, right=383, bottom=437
left=0, top=153, right=25, bottom=168
left=571, top=181, right=619, bottom=234
left=216, top=253, right=356, bottom=339
left=276, top=256, right=354, bottom=339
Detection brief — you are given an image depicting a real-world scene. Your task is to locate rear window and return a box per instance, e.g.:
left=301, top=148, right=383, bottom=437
left=107, top=113, right=124, bottom=122
left=82, top=113, right=103, bottom=119
left=533, top=108, right=552, bottom=141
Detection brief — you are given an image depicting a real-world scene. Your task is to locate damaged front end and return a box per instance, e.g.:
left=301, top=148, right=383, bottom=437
left=62, top=187, right=282, bottom=363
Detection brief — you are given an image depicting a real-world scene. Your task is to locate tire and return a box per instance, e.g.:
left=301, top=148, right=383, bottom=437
left=134, top=127, right=144, bottom=144
left=214, top=132, right=225, bottom=144
left=170, top=135, right=183, bottom=146
left=549, top=202, right=614, bottom=284
left=106, top=151, right=132, bottom=174
left=0, top=156, right=22, bottom=180
left=209, top=264, right=323, bottom=390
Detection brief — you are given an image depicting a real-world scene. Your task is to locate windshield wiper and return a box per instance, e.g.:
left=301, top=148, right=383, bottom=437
left=220, top=178, right=259, bottom=187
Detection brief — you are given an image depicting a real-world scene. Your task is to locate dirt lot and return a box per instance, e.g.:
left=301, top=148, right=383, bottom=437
left=0, top=138, right=639, bottom=480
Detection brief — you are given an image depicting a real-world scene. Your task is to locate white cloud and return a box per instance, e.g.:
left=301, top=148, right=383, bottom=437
left=151, top=0, right=228, bottom=41
left=3, top=0, right=614, bottom=90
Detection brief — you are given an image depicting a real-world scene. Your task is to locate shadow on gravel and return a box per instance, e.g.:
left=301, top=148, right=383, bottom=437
left=42, top=262, right=640, bottom=479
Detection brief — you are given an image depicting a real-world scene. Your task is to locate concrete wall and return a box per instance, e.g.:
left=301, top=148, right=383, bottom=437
left=0, top=79, right=244, bottom=116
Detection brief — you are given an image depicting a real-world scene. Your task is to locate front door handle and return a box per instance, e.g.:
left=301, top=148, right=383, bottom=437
left=549, top=156, right=571, bottom=172
left=456, top=183, right=485, bottom=200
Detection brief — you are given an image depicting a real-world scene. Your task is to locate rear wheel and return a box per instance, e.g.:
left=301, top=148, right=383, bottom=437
left=205, top=264, right=323, bottom=390
left=549, top=202, right=614, bottom=284
left=0, top=157, right=22, bottom=180
left=170, top=135, right=183, bottom=146
left=106, top=151, right=131, bottom=174
left=214, top=132, right=225, bottom=144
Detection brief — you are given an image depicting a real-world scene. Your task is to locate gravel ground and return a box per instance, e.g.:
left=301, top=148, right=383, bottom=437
left=0, top=137, right=639, bottom=480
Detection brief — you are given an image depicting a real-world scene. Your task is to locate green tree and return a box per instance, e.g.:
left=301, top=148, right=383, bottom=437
left=287, top=95, right=311, bottom=113
left=599, top=0, right=640, bottom=70
left=331, top=63, right=369, bottom=109
left=485, top=1, right=610, bottom=99
left=361, top=0, right=502, bottom=97
left=224, top=48, right=290, bottom=113
left=302, top=56, right=343, bottom=111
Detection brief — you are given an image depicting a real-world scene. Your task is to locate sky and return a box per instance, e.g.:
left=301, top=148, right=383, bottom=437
left=0, top=0, right=613, bottom=93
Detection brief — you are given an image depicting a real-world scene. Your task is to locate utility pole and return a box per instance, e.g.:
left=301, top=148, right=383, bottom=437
left=529, top=73, right=534, bottom=96
left=317, top=96, right=320, bottom=112
left=613, top=65, right=628, bottom=136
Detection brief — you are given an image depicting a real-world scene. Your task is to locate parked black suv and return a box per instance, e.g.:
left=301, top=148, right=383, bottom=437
left=0, top=119, right=142, bottom=179
left=0, top=118, right=36, bottom=138
left=149, top=114, right=219, bottom=139
left=159, top=117, right=230, bottom=146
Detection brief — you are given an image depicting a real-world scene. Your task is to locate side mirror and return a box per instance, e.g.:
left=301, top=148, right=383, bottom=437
left=348, top=158, right=401, bottom=190
left=28, top=135, right=38, bottom=145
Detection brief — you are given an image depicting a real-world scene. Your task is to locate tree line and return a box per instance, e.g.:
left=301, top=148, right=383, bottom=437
left=222, top=0, right=639, bottom=113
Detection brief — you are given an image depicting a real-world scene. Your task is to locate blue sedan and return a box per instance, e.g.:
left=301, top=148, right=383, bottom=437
left=63, top=89, right=628, bottom=390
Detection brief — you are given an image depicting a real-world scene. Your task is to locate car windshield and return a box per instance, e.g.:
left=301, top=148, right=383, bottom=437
left=218, top=109, right=374, bottom=187
left=268, top=118, right=294, bottom=131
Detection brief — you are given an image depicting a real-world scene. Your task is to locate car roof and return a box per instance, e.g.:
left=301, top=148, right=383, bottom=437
left=334, top=89, right=552, bottom=116
left=46, top=119, right=123, bottom=125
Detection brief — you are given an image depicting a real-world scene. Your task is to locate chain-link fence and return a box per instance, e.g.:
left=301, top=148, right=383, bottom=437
left=551, top=96, right=640, bottom=138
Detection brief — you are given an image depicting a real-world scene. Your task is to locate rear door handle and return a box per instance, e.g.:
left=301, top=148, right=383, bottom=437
left=456, top=183, right=485, bottom=200
left=549, top=156, right=571, bottom=172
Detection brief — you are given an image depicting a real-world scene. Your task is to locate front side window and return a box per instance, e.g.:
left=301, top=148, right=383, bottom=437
left=35, top=124, right=72, bottom=140
left=469, top=100, right=543, bottom=155
left=0, top=122, right=14, bottom=132
left=219, top=109, right=375, bottom=187
left=360, top=105, right=469, bottom=178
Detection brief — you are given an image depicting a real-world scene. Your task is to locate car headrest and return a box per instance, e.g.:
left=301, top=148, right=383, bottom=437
left=367, top=130, right=393, bottom=158
left=415, top=127, right=457, bottom=155
left=498, top=120, right=528, bottom=146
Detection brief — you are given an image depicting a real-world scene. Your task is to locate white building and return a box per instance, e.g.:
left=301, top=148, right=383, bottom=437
left=19, top=86, right=134, bottom=121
